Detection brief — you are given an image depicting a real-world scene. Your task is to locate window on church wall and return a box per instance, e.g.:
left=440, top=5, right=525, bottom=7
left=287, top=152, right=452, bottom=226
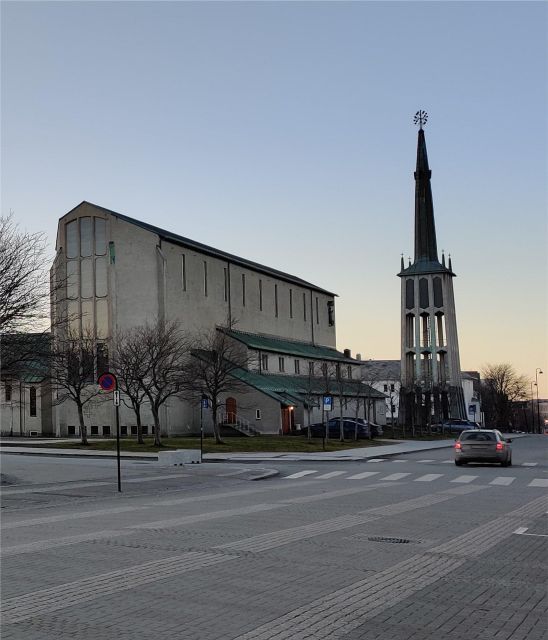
left=405, top=279, right=414, bottom=309
left=274, top=285, right=278, bottom=317
left=289, top=289, right=293, bottom=318
left=95, top=218, right=106, bottom=255
left=242, top=274, right=246, bottom=306
left=315, top=297, right=319, bottom=324
left=421, top=353, right=432, bottom=381
left=95, top=257, right=107, bottom=297
left=303, top=292, right=307, bottom=322
left=66, top=221, right=78, bottom=258
left=5, top=383, right=12, bottom=402
left=96, top=299, right=108, bottom=338
left=261, top=354, right=269, bottom=371
left=67, top=300, right=80, bottom=334
left=406, top=314, right=415, bottom=347
left=419, top=278, right=429, bottom=308
left=420, top=314, right=431, bottom=348
left=81, top=300, right=94, bottom=335
left=80, top=217, right=93, bottom=257
left=66, top=261, right=79, bottom=299
left=308, top=361, right=315, bottom=376
left=278, top=357, right=285, bottom=373
left=223, top=268, right=228, bottom=301
left=259, top=279, right=263, bottom=311
left=182, top=255, right=187, bottom=291
left=433, top=277, right=443, bottom=308
left=29, top=387, right=37, bottom=417
left=327, top=300, right=334, bottom=326
left=294, top=359, right=300, bottom=374
left=405, top=352, right=415, bottom=385
left=80, top=258, right=93, bottom=298
left=203, top=261, right=208, bottom=296
left=436, top=313, right=445, bottom=347
left=437, top=352, right=447, bottom=384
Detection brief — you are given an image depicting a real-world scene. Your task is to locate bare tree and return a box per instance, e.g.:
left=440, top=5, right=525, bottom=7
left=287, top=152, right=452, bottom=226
left=481, top=363, right=529, bottom=429
left=187, top=327, right=250, bottom=444
left=135, top=320, right=191, bottom=447
left=111, top=329, right=149, bottom=445
left=0, top=213, right=50, bottom=334
left=50, top=328, right=104, bottom=445
left=300, top=362, right=320, bottom=441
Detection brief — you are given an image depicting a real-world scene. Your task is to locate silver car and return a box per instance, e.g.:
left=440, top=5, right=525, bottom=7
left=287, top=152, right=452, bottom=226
left=454, top=429, right=512, bottom=467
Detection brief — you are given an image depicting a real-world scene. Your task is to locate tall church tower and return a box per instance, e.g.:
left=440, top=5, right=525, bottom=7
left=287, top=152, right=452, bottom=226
left=398, top=111, right=466, bottom=426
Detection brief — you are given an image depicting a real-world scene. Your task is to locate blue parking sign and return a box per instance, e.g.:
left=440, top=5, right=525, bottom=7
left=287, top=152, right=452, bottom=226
left=323, top=395, right=333, bottom=411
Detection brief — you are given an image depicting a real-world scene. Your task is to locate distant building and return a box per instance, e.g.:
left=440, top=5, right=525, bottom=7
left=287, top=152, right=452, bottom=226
left=398, top=117, right=466, bottom=427
left=43, top=201, right=384, bottom=438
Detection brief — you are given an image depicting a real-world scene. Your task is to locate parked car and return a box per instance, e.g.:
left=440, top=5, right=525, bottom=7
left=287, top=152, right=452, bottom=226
left=304, top=419, right=370, bottom=439
left=433, top=419, right=477, bottom=434
left=339, top=417, right=384, bottom=437
left=454, top=429, right=512, bottom=466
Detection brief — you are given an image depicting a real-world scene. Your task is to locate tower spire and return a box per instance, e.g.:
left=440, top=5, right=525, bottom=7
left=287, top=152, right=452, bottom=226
left=413, top=111, right=438, bottom=264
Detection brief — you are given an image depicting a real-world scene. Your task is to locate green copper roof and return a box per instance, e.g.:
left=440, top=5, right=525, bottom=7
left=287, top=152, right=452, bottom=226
left=398, top=259, right=455, bottom=277
left=224, top=329, right=356, bottom=362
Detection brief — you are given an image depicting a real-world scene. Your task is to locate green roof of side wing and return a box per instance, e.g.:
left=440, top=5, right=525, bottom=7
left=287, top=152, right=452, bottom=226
left=223, top=329, right=356, bottom=362
left=62, top=202, right=336, bottom=296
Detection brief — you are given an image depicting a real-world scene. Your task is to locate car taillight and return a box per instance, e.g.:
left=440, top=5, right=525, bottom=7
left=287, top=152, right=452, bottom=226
left=496, top=442, right=504, bottom=451
left=455, top=442, right=462, bottom=450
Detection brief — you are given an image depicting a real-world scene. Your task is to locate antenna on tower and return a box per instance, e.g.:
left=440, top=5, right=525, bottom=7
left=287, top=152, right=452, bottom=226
left=413, top=110, right=428, bottom=130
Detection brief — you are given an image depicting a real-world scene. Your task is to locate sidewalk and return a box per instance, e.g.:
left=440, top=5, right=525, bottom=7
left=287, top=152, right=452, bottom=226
left=0, top=438, right=458, bottom=463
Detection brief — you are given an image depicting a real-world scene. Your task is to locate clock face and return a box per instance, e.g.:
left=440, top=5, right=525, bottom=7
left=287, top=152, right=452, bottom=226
left=414, top=110, right=428, bottom=127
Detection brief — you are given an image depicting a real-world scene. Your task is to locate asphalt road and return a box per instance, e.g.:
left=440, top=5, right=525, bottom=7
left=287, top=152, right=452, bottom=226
left=1, top=436, right=547, bottom=639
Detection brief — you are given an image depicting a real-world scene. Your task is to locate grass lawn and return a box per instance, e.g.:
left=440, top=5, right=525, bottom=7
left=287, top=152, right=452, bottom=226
left=7, top=435, right=389, bottom=454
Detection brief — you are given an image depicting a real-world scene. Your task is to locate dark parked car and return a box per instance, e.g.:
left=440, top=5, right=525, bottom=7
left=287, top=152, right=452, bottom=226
left=349, top=418, right=383, bottom=438
left=433, top=419, right=477, bottom=434
left=304, top=418, right=370, bottom=439
left=454, top=429, right=512, bottom=466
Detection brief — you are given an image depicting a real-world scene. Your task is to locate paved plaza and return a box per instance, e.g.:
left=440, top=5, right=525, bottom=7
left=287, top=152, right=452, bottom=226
left=1, top=436, right=547, bottom=639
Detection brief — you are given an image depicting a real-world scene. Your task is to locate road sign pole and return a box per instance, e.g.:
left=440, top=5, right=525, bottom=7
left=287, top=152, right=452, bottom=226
left=200, top=402, right=203, bottom=464
left=116, top=402, right=121, bottom=492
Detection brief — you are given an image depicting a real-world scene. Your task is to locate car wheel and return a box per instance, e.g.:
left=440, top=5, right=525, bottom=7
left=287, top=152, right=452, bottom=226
left=501, top=459, right=510, bottom=467
left=455, top=460, right=463, bottom=466
left=507, top=457, right=512, bottom=467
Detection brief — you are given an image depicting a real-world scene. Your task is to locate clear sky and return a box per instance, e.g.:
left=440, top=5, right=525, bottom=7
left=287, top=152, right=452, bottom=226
left=2, top=1, right=547, bottom=395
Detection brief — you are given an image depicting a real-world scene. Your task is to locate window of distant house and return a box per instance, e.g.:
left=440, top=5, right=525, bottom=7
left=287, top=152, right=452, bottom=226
left=29, top=387, right=37, bottom=417
left=294, top=360, right=300, bottom=374
left=347, top=366, right=352, bottom=379
left=182, top=255, right=187, bottom=291
left=5, top=383, right=12, bottom=402
left=316, top=297, right=319, bottom=324
left=259, top=280, right=263, bottom=311
left=203, top=261, right=208, bottom=296
left=279, top=357, right=285, bottom=372
left=289, top=289, right=293, bottom=318
left=383, top=384, right=388, bottom=392
left=261, top=354, right=269, bottom=371
left=242, top=274, right=246, bottom=306
left=275, top=285, right=279, bottom=318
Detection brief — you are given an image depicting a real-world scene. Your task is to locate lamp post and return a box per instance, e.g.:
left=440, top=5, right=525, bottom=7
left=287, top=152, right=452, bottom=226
left=530, top=382, right=536, bottom=433
left=535, top=369, right=543, bottom=433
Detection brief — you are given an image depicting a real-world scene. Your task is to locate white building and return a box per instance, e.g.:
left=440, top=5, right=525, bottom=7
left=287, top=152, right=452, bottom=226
left=43, top=201, right=384, bottom=438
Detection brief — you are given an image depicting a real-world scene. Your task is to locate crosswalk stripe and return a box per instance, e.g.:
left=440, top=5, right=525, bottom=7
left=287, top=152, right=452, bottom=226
left=367, top=459, right=386, bottom=463
left=417, top=459, right=436, bottom=463
left=315, top=471, right=346, bottom=479
left=382, top=473, right=411, bottom=481
left=490, top=477, right=516, bottom=486
left=391, top=460, right=408, bottom=463
left=528, top=479, right=548, bottom=488
left=347, top=472, right=380, bottom=480
left=441, top=460, right=454, bottom=464
left=284, top=471, right=318, bottom=479
left=414, top=474, right=443, bottom=482
left=451, top=475, right=478, bottom=484
left=521, top=463, right=538, bottom=467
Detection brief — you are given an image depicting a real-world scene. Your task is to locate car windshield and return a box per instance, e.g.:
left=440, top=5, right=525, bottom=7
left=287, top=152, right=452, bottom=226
left=460, top=432, right=496, bottom=442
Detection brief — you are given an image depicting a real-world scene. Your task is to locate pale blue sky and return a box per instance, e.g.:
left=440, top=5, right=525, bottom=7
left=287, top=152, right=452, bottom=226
left=2, top=1, right=547, bottom=393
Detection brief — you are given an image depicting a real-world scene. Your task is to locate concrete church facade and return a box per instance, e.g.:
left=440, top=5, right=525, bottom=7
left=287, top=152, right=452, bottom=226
left=46, top=201, right=384, bottom=438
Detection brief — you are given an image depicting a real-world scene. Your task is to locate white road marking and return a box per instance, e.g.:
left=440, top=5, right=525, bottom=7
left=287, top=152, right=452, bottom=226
left=391, top=460, right=408, bottom=463
left=284, top=470, right=318, bottom=479
left=441, top=460, right=454, bottom=464
left=522, top=463, right=538, bottom=467
left=528, top=479, right=548, bottom=488
left=382, top=473, right=411, bottom=481
left=414, top=474, right=443, bottom=482
left=417, top=459, right=436, bottom=463
left=490, top=477, right=516, bottom=486
left=315, top=471, right=346, bottom=479
left=347, top=471, right=380, bottom=480
left=451, top=475, right=479, bottom=484
left=367, top=459, right=386, bottom=463
left=513, top=527, right=528, bottom=535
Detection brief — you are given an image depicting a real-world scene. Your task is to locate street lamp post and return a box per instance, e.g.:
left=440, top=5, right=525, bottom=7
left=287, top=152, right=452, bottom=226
left=530, top=382, right=536, bottom=433
left=535, top=369, right=543, bottom=434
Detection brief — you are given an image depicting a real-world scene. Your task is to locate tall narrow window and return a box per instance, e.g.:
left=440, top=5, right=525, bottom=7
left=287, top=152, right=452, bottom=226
left=242, top=274, right=246, bottom=306
left=66, top=261, right=79, bottom=299
left=182, top=255, right=187, bottom=291
left=223, top=268, right=228, bottom=301
left=294, top=359, right=300, bottom=374
left=66, top=220, right=78, bottom=258
left=289, top=289, right=293, bottom=318
left=203, top=261, right=208, bottom=297
left=80, top=258, right=93, bottom=299
left=315, top=297, right=319, bottom=324
left=261, top=354, right=269, bottom=371
left=308, top=361, right=315, bottom=375
left=347, top=365, right=352, bottom=379
left=29, top=387, right=37, bottom=417
left=259, top=279, right=263, bottom=311
left=5, top=383, right=12, bottom=402
left=303, top=292, right=307, bottom=321
left=95, top=257, right=107, bottom=297
left=94, top=218, right=106, bottom=255
left=327, top=300, right=334, bottom=326
left=80, top=217, right=93, bottom=257
left=278, top=357, right=285, bottom=372
left=274, top=284, right=278, bottom=318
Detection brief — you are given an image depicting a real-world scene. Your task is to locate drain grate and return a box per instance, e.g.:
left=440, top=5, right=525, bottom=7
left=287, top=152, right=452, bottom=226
left=367, top=536, right=411, bottom=544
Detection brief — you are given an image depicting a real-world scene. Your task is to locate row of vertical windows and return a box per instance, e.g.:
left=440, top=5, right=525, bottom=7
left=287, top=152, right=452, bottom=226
left=66, top=217, right=106, bottom=259
left=184, top=255, right=330, bottom=324
left=259, top=356, right=352, bottom=379
left=2, top=385, right=38, bottom=416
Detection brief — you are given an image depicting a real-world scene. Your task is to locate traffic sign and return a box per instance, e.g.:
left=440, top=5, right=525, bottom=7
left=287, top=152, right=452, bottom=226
left=323, top=395, right=333, bottom=411
left=98, top=373, right=116, bottom=392
left=201, top=397, right=209, bottom=409
left=468, top=405, right=476, bottom=414
left=114, top=390, right=120, bottom=406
